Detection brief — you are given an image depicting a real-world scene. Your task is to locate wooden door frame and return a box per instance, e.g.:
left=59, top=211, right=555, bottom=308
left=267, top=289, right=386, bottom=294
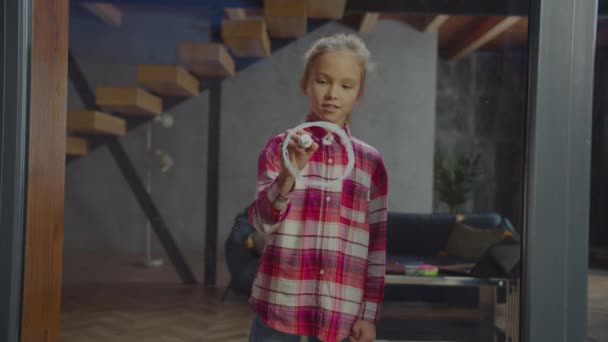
left=20, top=0, right=69, bottom=340
left=0, top=0, right=69, bottom=341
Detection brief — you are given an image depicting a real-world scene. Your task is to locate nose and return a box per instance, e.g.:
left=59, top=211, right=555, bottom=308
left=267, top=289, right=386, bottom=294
left=325, top=84, right=338, bottom=99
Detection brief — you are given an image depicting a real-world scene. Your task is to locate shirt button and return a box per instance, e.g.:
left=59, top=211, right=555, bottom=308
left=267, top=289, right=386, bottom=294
left=319, top=269, right=325, bottom=275
left=328, top=158, right=333, bottom=164
left=326, top=196, right=331, bottom=202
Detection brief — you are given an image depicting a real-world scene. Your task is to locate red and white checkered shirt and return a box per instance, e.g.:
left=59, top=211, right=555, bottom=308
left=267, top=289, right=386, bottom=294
left=248, top=118, right=388, bottom=342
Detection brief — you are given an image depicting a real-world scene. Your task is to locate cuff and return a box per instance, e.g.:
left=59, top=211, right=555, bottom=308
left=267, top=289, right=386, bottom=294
left=359, top=301, right=379, bottom=323
left=266, top=179, right=292, bottom=211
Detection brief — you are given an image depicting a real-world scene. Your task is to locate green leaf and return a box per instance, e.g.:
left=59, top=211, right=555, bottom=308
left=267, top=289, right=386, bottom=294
left=434, top=151, right=484, bottom=210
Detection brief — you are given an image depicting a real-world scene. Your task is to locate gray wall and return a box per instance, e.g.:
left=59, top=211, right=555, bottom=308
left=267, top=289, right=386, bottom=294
left=435, top=52, right=528, bottom=230
left=65, top=11, right=438, bottom=285
left=217, top=20, right=437, bottom=283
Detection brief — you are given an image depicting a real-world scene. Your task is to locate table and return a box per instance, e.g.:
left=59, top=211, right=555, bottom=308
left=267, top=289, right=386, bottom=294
left=384, top=274, right=519, bottom=342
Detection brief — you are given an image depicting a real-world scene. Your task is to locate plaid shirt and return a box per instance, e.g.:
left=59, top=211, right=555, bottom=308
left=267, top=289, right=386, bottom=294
left=248, top=119, right=388, bottom=342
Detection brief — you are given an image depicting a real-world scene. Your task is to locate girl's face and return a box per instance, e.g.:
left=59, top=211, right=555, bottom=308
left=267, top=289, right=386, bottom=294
left=301, top=51, right=364, bottom=127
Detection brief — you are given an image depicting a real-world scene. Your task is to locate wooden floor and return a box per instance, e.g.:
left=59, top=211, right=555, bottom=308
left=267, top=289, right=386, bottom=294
left=60, top=251, right=608, bottom=341
left=61, top=285, right=253, bottom=341
left=588, top=268, right=608, bottom=342
left=61, top=250, right=247, bottom=341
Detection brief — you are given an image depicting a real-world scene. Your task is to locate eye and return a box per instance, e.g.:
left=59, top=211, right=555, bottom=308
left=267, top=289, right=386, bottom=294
left=316, top=79, right=328, bottom=85
left=342, top=84, right=353, bottom=90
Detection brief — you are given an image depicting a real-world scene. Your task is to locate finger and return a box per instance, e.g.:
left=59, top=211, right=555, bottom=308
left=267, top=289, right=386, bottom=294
left=284, top=129, right=302, bottom=144
left=290, top=135, right=302, bottom=147
left=294, top=131, right=313, bottom=146
left=285, top=140, right=306, bottom=156
left=299, top=142, right=317, bottom=159
left=307, top=142, right=319, bottom=154
left=282, top=130, right=294, bottom=149
left=286, top=140, right=299, bottom=149
left=290, top=129, right=302, bottom=138
left=289, top=132, right=305, bottom=147
left=349, top=337, right=357, bottom=342
left=352, top=326, right=361, bottom=339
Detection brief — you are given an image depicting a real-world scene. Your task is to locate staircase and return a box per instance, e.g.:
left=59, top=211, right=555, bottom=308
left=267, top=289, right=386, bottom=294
left=66, top=0, right=357, bottom=157
left=67, top=64, right=204, bottom=157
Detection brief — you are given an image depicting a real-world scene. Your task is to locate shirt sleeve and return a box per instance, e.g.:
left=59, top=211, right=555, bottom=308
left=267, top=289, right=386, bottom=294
left=359, top=156, right=388, bottom=324
left=249, top=136, right=294, bottom=234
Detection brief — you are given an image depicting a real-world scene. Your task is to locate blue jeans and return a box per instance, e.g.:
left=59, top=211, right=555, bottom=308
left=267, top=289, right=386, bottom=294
left=249, top=315, right=347, bottom=342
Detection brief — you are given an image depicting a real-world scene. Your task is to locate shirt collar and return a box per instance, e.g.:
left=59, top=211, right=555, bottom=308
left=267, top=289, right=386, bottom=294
left=304, top=114, right=352, bottom=141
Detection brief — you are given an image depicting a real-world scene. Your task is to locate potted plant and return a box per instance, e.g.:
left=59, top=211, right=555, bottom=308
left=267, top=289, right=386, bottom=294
left=434, top=151, right=483, bottom=213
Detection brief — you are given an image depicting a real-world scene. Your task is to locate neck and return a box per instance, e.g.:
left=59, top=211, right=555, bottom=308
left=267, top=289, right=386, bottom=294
left=308, top=112, right=347, bottom=128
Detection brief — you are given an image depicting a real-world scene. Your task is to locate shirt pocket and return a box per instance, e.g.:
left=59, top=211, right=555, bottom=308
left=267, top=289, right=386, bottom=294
left=340, top=180, right=369, bottom=226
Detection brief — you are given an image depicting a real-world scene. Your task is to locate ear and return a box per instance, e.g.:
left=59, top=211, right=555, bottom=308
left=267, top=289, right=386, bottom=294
left=356, top=87, right=364, bottom=101
left=300, top=77, right=308, bottom=96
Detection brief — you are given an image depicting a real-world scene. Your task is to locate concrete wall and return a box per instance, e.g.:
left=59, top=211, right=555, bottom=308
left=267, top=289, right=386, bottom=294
left=65, top=11, right=211, bottom=258
left=434, top=52, right=528, bottom=230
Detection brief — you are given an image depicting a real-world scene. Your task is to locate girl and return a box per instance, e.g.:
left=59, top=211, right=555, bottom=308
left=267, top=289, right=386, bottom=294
left=248, top=33, right=388, bottom=342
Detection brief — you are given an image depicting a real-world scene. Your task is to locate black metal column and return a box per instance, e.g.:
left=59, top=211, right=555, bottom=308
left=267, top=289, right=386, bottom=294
left=106, top=139, right=197, bottom=284
left=204, top=79, right=221, bottom=287
left=590, top=46, right=608, bottom=250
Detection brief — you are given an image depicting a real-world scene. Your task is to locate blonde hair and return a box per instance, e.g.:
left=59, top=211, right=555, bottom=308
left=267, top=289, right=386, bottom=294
left=302, top=33, right=373, bottom=90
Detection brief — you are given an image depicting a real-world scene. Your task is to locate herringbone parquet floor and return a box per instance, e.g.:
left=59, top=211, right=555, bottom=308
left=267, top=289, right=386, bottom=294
left=61, top=250, right=252, bottom=342
left=61, top=285, right=253, bottom=342
left=59, top=251, right=608, bottom=341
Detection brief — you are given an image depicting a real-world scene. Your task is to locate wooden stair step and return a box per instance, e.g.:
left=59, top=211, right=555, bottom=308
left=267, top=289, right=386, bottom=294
left=81, top=2, right=122, bottom=27
left=136, top=65, right=199, bottom=97
left=221, top=19, right=271, bottom=58
left=359, top=12, right=380, bottom=33
left=264, top=0, right=307, bottom=38
left=68, top=110, right=127, bottom=135
left=66, top=136, right=89, bottom=156
left=178, top=43, right=235, bottom=78
left=96, top=87, right=162, bottom=116
left=225, top=8, right=247, bottom=20
left=307, top=0, right=346, bottom=19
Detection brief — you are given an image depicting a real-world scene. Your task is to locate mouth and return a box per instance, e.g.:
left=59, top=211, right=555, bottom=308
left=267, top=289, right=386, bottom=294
left=321, top=103, right=340, bottom=113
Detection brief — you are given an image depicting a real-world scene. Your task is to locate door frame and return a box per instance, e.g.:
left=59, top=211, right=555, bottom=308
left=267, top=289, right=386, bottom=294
left=0, top=0, right=31, bottom=341
left=0, top=0, right=599, bottom=341
left=522, top=0, right=597, bottom=340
